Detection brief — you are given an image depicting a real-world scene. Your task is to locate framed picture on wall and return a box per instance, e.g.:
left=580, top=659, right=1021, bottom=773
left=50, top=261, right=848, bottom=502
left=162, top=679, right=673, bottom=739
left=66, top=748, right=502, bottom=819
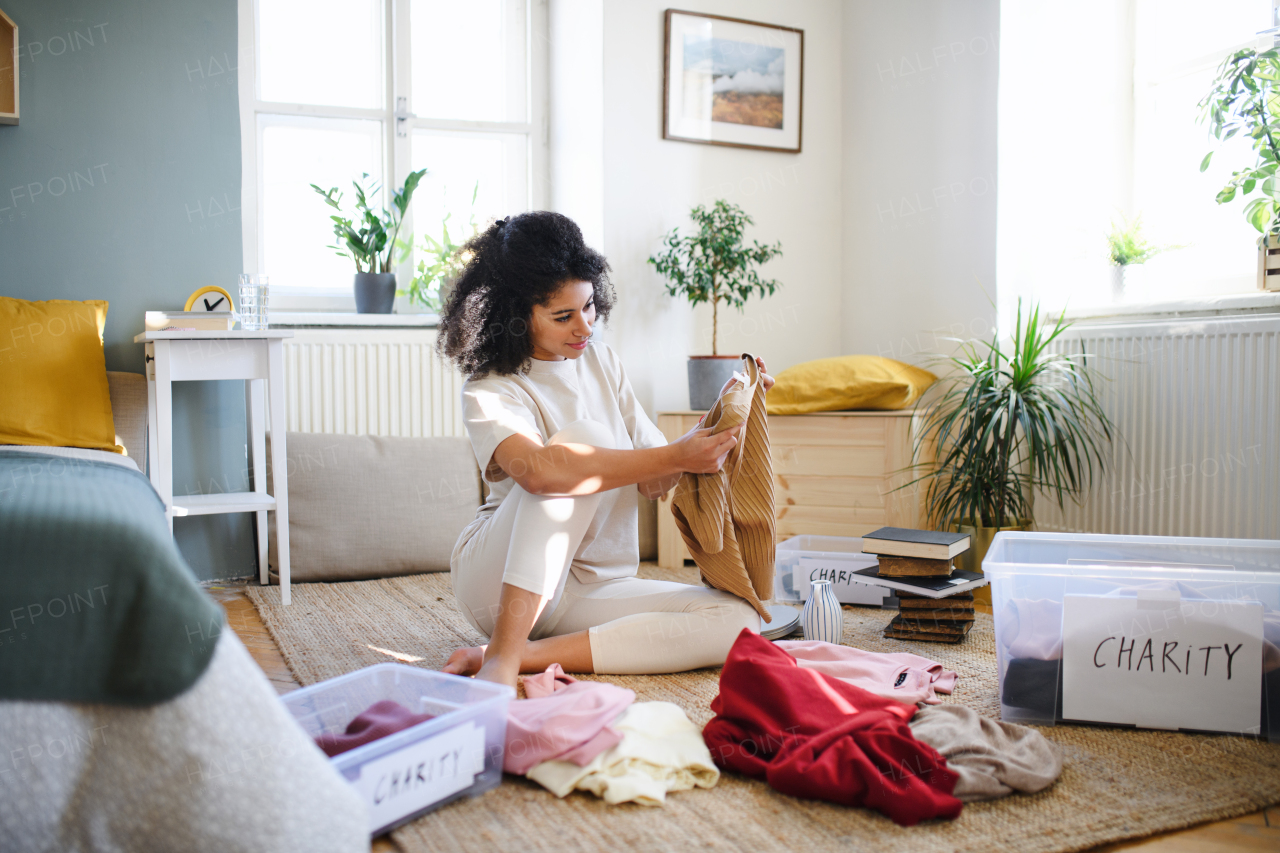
left=663, top=9, right=804, bottom=153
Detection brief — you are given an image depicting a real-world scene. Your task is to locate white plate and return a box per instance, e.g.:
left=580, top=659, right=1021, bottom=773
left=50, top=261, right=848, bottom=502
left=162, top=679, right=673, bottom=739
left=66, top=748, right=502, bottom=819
left=761, top=604, right=801, bottom=640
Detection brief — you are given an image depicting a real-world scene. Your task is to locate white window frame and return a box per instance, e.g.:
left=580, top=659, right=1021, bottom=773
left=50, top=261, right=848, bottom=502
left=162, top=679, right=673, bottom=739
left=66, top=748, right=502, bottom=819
left=237, top=0, right=548, bottom=312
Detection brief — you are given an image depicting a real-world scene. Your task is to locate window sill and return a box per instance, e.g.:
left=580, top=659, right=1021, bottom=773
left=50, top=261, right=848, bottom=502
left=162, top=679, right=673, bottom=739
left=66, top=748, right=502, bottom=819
left=271, top=312, right=439, bottom=328
left=1061, top=291, right=1280, bottom=325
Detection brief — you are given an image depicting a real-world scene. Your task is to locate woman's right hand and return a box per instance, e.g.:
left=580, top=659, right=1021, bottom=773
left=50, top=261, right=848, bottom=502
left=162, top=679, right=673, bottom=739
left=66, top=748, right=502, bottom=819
left=669, top=424, right=741, bottom=474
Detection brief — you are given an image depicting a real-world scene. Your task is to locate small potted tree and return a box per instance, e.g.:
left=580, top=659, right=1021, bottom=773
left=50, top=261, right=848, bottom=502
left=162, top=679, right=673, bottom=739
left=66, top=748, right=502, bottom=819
left=1200, top=48, right=1280, bottom=291
left=312, top=169, right=426, bottom=313
left=648, top=200, right=782, bottom=409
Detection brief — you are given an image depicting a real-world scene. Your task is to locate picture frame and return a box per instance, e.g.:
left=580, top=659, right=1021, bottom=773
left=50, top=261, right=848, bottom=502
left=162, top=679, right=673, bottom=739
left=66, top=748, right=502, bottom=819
left=663, top=9, right=804, bottom=153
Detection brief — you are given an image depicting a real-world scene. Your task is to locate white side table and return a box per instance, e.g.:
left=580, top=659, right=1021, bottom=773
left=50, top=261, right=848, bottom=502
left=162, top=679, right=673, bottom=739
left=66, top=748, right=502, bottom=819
left=134, top=330, right=294, bottom=605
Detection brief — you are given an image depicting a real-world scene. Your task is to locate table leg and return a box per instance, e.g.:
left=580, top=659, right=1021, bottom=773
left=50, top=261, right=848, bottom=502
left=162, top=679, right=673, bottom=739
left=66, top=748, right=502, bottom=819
left=267, top=339, right=290, bottom=606
left=246, top=379, right=269, bottom=586
left=153, top=340, right=175, bottom=534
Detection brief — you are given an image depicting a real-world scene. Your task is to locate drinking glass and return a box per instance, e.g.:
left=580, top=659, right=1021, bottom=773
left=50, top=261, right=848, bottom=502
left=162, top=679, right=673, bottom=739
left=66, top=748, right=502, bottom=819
left=238, top=274, right=270, bottom=331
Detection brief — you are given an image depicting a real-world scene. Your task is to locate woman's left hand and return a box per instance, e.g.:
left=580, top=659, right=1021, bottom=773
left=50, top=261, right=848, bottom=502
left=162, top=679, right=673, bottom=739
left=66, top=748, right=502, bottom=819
left=720, top=356, right=775, bottom=397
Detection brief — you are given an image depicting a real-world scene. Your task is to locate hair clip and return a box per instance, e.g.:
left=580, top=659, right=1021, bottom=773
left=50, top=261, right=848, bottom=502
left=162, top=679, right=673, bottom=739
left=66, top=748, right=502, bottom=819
left=495, top=218, right=508, bottom=229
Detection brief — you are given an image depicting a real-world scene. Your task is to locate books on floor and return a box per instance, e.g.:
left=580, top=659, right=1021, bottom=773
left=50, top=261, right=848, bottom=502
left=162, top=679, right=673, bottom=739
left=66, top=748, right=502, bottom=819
left=861, top=527, right=971, bottom=561
left=851, top=566, right=987, bottom=599
left=883, top=590, right=977, bottom=643
left=876, top=555, right=955, bottom=578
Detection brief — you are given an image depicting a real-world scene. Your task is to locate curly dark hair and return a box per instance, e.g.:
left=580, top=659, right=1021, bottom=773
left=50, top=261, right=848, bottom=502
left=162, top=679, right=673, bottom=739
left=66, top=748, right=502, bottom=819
left=436, top=211, right=615, bottom=377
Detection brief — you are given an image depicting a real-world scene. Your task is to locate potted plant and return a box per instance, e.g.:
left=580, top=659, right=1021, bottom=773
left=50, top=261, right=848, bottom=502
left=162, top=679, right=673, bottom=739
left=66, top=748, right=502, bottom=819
left=311, top=169, right=426, bottom=313
left=398, top=184, right=480, bottom=312
left=1106, top=214, right=1173, bottom=300
left=1200, top=47, right=1280, bottom=291
left=905, top=301, right=1116, bottom=601
left=648, top=200, right=782, bottom=409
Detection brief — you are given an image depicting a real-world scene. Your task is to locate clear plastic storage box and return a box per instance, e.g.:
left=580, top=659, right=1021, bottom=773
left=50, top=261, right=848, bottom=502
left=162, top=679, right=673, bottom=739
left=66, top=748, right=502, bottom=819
left=984, top=532, right=1280, bottom=742
left=773, top=535, right=889, bottom=607
left=281, top=663, right=513, bottom=835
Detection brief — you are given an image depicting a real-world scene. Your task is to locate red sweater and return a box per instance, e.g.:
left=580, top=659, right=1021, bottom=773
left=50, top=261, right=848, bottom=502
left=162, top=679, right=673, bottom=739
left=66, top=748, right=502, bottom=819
left=702, top=630, right=961, bottom=825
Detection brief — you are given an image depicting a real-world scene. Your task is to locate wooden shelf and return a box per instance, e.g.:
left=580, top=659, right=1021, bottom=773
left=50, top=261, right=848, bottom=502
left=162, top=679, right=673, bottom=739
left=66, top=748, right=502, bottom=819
left=172, top=492, right=277, bottom=516
left=0, top=9, right=16, bottom=126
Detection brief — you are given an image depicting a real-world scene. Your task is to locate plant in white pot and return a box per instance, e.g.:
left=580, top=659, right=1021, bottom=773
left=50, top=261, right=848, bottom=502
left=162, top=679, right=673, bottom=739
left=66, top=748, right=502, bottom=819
left=648, top=199, right=782, bottom=410
left=311, top=169, right=426, bottom=313
left=398, top=183, right=480, bottom=312
left=1105, top=214, right=1174, bottom=301
left=1200, top=47, right=1280, bottom=291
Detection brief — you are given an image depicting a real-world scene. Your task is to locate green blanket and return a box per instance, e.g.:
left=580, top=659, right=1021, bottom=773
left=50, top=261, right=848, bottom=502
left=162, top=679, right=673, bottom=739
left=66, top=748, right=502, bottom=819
left=0, top=451, right=223, bottom=704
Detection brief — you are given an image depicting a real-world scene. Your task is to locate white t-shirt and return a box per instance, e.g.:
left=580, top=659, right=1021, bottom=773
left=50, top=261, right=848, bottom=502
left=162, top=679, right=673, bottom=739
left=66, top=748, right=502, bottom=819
left=457, top=342, right=668, bottom=583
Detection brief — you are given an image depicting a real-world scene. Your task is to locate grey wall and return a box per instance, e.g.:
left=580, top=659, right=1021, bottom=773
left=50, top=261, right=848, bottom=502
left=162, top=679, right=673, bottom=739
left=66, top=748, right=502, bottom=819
left=841, top=0, right=999, bottom=364
left=0, top=0, right=256, bottom=581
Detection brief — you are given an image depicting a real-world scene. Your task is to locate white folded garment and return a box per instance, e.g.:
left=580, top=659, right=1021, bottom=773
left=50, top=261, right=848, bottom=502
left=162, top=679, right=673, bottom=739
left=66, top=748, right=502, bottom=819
left=525, top=701, right=719, bottom=806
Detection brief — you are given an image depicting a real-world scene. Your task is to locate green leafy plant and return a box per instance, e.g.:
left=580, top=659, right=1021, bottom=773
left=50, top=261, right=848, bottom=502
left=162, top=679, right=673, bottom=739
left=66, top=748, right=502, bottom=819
left=311, top=169, right=426, bottom=273
left=1199, top=48, right=1280, bottom=238
left=905, top=301, right=1116, bottom=529
left=647, top=200, right=782, bottom=355
left=1106, top=214, right=1166, bottom=265
left=397, top=183, right=480, bottom=311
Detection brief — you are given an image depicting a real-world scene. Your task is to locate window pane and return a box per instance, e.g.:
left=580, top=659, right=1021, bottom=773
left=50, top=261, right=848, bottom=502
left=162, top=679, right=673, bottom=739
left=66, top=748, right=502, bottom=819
left=260, top=116, right=383, bottom=291
left=410, top=130, right=528, bottom=268
left=258, top=0, right=383, bottom=108
left=411, top=0, right=527, bottom=121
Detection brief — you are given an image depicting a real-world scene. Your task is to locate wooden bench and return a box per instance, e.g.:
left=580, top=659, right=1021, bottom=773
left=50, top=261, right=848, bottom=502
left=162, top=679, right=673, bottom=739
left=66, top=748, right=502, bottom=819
left=655, top=410, right=930, bottom=570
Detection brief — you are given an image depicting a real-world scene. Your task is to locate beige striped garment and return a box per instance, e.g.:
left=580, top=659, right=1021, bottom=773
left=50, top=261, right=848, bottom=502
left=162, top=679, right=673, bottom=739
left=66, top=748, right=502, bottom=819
left=671, top=354, right=776, bottom=622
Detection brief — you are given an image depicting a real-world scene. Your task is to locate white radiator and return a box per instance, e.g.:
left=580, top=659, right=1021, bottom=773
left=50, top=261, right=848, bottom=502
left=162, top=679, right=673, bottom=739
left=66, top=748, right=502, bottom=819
left=281, top=329, right=466, bottom=438
left=1036, top=313, right=1280, bottom=540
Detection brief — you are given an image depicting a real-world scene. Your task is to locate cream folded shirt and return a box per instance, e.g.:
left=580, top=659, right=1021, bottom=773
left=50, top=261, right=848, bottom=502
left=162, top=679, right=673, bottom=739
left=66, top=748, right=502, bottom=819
left=525, top=701, right=719, bottom=806
left=457, top=342, right=667, bottom=584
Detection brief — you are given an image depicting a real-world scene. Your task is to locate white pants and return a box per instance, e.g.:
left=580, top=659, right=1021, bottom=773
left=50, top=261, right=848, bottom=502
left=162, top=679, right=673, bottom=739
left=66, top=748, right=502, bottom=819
left=451, top=420, right=760, bottom=674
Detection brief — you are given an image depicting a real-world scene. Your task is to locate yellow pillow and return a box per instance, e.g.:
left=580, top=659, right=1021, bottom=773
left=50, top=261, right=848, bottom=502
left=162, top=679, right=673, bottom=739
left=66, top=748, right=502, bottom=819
left=0, top=297, right=121, bottom=452
left=766, top=355, right=937, bottom=415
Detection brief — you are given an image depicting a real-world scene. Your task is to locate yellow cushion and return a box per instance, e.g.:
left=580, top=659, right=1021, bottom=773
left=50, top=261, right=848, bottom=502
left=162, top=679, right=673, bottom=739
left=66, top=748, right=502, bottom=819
left=0, top=298, right=121, bottom=452
left=766, top=355, right=937, bottom=415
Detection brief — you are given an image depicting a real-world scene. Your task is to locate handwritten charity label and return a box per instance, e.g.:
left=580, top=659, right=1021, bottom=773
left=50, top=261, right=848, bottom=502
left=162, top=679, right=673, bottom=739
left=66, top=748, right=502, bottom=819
left=351, top=721, right=484, bottom=833
left=1062, top=594, right=1262, bottom=733
left=796, top=556, right=884, bottom=605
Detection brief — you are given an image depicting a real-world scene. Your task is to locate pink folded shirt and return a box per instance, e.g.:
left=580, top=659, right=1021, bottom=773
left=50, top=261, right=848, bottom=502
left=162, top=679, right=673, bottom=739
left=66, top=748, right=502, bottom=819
left=504, top=664, right=634, bottom=775
left=774, top=641, right=958, bottom=705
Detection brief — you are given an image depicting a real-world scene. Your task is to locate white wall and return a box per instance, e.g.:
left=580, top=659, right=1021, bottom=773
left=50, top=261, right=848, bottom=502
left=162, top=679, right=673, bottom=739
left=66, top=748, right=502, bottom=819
left=840, top=0, right=999, bottom=364
left=598, top=0, right=845, bottom=413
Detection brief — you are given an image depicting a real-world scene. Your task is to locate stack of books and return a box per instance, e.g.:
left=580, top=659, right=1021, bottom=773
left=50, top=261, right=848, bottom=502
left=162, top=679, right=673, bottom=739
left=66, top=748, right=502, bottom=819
left=860, top=527, right=976, bottom=644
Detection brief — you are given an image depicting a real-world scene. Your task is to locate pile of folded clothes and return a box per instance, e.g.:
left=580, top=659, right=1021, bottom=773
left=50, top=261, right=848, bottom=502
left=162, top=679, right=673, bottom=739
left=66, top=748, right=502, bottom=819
left=703, top=630, right=1063, bottom=825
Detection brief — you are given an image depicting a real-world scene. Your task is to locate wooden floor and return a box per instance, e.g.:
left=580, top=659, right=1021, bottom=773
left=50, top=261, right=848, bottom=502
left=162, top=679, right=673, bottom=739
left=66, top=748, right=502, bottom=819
left=208, top=580, right=1277, bottom=853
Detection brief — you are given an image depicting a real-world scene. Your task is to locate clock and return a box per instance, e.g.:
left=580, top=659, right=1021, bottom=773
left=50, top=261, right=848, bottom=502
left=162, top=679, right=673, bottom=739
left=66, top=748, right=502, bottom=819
left=184, top=285, right=235, bottom=313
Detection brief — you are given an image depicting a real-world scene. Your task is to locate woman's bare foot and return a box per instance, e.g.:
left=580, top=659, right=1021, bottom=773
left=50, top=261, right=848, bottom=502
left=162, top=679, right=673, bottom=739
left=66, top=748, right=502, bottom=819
left=442, top=646, right=484, bottom=676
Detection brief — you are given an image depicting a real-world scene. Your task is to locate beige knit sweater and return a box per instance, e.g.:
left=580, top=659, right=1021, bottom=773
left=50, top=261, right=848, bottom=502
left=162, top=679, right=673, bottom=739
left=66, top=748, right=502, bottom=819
left=671, top=354, right=776, bottom=622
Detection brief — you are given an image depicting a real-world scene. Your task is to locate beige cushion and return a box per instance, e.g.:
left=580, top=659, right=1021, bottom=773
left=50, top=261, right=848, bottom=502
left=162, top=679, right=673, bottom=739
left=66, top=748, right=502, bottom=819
left=267, top=432, right=482, bottom=581
left=106, top=372, right=148, bottom=468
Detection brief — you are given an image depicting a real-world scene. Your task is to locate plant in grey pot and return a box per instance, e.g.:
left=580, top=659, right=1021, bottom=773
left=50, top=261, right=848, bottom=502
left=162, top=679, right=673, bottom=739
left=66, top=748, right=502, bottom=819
left=312, top=168, right=426, bottom=313
left=648, top=199, right=782, bottom=410
left=903, top=301, right=1116, bottom=604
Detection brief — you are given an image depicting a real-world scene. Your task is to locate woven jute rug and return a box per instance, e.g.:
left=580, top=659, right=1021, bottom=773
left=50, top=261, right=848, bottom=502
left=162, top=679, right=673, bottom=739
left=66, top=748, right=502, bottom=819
left=247, top=564, right=1280, bottom=853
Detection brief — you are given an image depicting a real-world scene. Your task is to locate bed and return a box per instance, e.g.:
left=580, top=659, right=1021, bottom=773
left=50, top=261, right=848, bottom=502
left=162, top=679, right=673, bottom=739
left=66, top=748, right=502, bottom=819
left=0, top=372, right=368, bottom=853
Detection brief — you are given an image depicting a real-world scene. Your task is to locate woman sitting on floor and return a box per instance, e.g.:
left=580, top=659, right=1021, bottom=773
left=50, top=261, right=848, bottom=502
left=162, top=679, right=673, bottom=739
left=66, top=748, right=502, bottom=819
left=438, top=211, right=771, bottom=689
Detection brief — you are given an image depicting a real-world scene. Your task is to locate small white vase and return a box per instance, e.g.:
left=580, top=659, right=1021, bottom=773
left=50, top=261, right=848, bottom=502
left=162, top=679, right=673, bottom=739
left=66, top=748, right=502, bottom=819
left=802, top=579, right=843, bottom=645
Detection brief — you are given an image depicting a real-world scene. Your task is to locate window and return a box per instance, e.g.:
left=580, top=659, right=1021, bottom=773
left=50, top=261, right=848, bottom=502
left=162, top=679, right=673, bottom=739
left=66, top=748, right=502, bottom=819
left=238, top=0, right=546, bottom=310
left=996, top=0, right=1275, bottom=326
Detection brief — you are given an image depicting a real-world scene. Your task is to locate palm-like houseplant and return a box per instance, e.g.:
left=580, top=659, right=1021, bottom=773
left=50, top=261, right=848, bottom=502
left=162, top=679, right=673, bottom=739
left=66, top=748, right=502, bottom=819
left=311, top=169, right=426, bottom=313
left=648, top=199, right=782, bottom=409
left=907, top=301, right=1116, bottom=586
left=398, top=183, right=480, bottom=312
